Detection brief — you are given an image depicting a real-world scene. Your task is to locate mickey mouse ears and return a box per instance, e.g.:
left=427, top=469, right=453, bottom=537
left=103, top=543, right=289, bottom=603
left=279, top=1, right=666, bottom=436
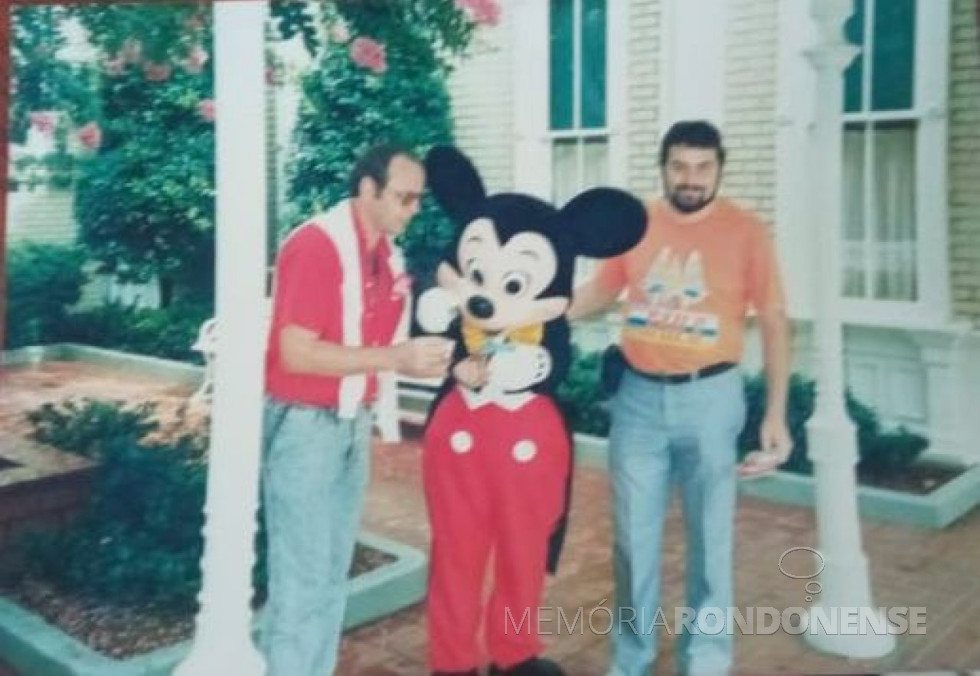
left=424, top=145, right=488, bottom=224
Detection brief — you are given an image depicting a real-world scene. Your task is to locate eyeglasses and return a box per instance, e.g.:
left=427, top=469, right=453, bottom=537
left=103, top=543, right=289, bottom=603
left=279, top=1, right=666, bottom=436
left=384, top=186, right=422, bottom=208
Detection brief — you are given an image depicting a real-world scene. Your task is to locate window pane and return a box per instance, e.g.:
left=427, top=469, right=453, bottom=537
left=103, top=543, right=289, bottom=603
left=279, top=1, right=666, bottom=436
left=840, top=121, right=918, bottom=301
left=580, top=0, right=606, bottom=128
left=552, top=138, right=579, bottom=205
left=843, top=0, right=866, bottom=113
left=550, top=0, right=574, bottom=130
left=872, top=121, right=917, bottom=300
left=871, top=0, right=915, bottom=111
left=582, top=136, right=608, bottom=187
left=843, top=123, right=868, bottom=297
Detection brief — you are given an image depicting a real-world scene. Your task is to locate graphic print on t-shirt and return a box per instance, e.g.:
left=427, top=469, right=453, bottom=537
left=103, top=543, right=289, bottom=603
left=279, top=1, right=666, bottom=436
left=625, top=247, right=720, bottom=349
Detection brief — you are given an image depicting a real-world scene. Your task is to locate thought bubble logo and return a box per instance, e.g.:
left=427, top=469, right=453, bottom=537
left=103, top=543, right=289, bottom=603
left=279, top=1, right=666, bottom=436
left=778, top=547, right=825, bottom=602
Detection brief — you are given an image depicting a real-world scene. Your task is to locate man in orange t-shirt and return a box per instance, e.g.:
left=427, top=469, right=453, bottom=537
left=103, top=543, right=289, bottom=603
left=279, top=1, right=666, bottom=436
left=569, top=121, right=792, bottom=676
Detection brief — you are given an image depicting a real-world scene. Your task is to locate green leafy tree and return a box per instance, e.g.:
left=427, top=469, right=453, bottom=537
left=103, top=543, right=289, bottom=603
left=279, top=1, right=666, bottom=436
left=70, top=4, right=216, bottom=306
left=10, top=6, right=96, bottom=145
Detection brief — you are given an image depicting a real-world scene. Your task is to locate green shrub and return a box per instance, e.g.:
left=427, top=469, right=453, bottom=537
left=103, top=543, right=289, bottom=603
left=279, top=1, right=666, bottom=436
left=555, top=347, right=610, bottom=437
left=4, top=243, right=87, bottom=349
left=737, top=373, right=928, bottom=476
left=738, top=373, right=815, bottom=474
left=60, top=302, right=211, bottom=363
left=27, top=398, right=159, bottom=460
left=22, top=400, right=210, bottom=612
left=26, top=435, right=208, bottom=611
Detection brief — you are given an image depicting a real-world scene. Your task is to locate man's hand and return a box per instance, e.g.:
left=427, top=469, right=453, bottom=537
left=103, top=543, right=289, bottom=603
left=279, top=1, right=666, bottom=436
left=393, top=337, right=454, bottom=379
left=453, top=356, right=489, bottom=390
left=737, top=414, right=793, bottom=478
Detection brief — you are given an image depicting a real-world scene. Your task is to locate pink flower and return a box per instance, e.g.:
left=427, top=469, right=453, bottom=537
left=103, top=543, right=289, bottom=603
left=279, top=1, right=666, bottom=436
left=392, top=273, right=414, bottom=298
left=29, top=111, right=56, bottom=136
left=182, top=45, right=209, bottom=74
left=103, top=57, right=124, bottom=77
left=349, top=37, right=387, bottom=74
left=77, top=122, right=102, bottom=150
left=143, top=62, right=173, bottom=82
left=120, top=39, right=143, bottom=65
left=198, top=99, right=215, bottom=122
left=455, top=0, right=501, bottom=26
left=265, top=66, right=280, bottom=86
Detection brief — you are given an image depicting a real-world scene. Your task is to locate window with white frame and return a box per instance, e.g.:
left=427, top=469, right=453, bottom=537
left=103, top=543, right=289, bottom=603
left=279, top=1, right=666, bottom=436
left=550, top=0, right=608, bottom=284
left=549, top=0, right=608, bottom=207
left=841, top=0, right=946, bottom=312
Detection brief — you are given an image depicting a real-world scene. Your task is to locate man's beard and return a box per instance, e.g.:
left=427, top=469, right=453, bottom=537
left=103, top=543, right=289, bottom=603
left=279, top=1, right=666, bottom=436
left=667, top=185, right=717, bottom=214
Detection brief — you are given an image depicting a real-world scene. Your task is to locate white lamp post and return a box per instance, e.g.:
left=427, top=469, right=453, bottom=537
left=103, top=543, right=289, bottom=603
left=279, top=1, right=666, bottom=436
left=175, top=2, right=269, bottom=674
left=802, top=0, right=895, bottom=659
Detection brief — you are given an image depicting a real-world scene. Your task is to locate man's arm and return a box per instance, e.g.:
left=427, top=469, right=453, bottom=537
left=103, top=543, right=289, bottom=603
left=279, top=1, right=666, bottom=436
left=738, top=220, right=793, bottom=477
left=567, top=278, right=622, bottom=321
left=279, top=325, right=450, bottom=379
left=738, top=305, right=793, bottom=478
left=759, top=304, right=791, bottom=427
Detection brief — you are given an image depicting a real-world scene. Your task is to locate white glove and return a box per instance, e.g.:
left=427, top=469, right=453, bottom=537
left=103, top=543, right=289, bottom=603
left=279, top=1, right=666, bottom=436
left=416, top=287, right=459, bottom=334
left=487, top=345, right=552, bottom=393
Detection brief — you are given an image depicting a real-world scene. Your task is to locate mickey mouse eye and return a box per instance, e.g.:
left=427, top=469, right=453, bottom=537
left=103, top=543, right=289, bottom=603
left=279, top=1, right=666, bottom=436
left=502, top=271, right=530, bottom=297
left=465, top=261, right=485, bottom=286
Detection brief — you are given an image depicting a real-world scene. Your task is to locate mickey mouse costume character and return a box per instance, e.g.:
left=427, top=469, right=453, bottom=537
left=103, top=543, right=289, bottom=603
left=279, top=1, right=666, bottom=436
left=417, top=146, right=646, bottom=676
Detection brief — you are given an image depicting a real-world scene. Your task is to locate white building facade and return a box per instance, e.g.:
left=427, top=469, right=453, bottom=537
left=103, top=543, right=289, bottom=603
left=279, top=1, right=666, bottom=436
left=447, top=0, right=980, bottom=464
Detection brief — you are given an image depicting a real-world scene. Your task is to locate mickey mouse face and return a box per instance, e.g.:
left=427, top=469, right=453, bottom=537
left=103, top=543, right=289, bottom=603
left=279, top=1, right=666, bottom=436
left=422, top=145, right=647, bottom=333
left=437, top=218, right=568, bottom=333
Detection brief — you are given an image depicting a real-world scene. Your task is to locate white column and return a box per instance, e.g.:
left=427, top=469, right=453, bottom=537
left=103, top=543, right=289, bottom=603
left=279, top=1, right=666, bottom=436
left=802, top=0, right=895, bottom=659
left=175, top=2, right=268, bottom=675
left=511, top=0, right=551, bottom=200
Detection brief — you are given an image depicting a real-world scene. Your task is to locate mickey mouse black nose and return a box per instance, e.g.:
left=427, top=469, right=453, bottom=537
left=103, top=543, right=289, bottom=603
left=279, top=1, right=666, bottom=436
left=467, top=295, right=495, bottom=319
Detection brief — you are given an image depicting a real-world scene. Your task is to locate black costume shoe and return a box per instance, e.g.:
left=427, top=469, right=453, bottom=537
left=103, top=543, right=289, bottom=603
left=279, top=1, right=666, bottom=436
left=489, top=657, right=566, bottom=676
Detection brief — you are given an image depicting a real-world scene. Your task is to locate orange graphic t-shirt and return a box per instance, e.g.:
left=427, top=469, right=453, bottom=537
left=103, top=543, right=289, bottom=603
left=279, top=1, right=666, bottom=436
left=596, top=198, right=786, bottom=375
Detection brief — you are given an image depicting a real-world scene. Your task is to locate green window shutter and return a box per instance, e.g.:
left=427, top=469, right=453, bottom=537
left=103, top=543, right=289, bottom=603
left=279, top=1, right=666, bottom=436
left=843, top=0, right=866, bottom=113
left=580, top=0, right=606, bottom=129
left=550, top=0, right=574, bottom=130
left=871, top=0, right=915, bottom=111
left=842, top=0, right=916, bottom=113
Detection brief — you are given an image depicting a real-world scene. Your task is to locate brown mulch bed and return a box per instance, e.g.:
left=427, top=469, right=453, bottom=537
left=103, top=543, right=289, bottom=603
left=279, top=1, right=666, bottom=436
left=0, top=543, right=396, bottom=661
left=858, top=462, right=965, bottom=495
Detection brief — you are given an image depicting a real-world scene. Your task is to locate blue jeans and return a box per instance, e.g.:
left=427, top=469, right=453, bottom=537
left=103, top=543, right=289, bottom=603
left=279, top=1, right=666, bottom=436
left=259, top=398, right=373, bottom=676
left=608, top=367, right=746, bottom=676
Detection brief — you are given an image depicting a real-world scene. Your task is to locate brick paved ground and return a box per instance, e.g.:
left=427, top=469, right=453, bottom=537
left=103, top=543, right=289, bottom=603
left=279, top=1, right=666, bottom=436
left=2, top=363, right=978, bottom=675
left=338, top=433, right=980, bottom=675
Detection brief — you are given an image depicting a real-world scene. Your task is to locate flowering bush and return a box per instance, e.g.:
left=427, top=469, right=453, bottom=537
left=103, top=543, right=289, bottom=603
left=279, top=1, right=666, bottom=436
left=349, top=36, right=387, bottom=74
left=76, top=122, right=102, bottom=151
left=285, top=0, right=498, bottom=288
left=455, top=0, right=501, bottom=26
left=70, top=5, right=216, bottom=306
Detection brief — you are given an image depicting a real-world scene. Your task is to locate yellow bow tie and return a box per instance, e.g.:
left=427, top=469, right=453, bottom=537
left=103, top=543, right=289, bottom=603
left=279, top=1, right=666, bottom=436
left=462, top=322, right=545, bottom=355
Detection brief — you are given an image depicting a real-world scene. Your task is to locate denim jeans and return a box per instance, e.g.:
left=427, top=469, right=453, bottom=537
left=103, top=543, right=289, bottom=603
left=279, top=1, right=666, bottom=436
left=608, top=367, right=746, bottom=676
left=259, top=398, right=373, bottom=676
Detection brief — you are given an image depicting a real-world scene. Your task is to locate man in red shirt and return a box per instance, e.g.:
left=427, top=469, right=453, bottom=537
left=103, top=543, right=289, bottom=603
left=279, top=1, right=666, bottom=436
left=261, top=144, right=452, bottom=676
